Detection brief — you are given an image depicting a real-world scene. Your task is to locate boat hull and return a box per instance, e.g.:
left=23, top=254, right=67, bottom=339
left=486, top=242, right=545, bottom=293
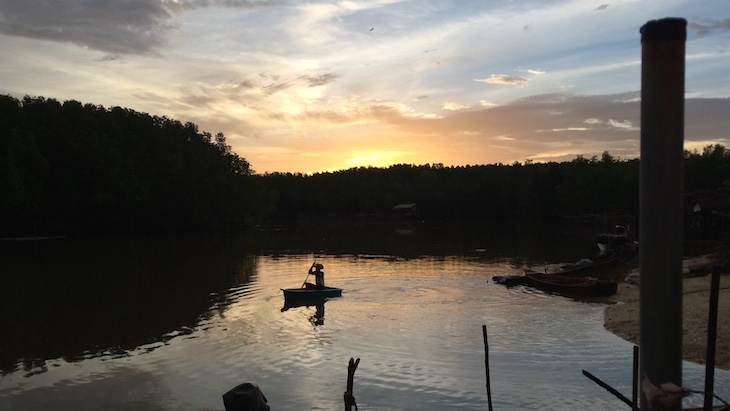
left=552, top=254, right=621, bottom=277
left=492, top=275, right=529, bottom=286
left=524, top=271, right=618, bottom=297
left=282, top=286, right=342, bottom=300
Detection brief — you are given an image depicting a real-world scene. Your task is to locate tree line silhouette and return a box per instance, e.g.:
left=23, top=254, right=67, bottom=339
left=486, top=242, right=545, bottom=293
left=2, top=95, right=729, bottom=236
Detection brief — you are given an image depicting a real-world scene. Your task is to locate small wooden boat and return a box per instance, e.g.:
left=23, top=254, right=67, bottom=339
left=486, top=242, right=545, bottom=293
left=281, top=285, right=342, bottom=301
left=536, top=225, right=639, bottom=278
left=492, top=275, right=529, bottom=286
left=550, top=253, right=621, bottom=277
left=524, top=270, right=618, bottom=297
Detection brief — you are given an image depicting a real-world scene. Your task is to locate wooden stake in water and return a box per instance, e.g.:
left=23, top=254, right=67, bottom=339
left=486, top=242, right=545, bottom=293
left=483, top=324, right=494, bottom=411
left=633, top=345, right=639, bottom=411
left=344, top=357, right=360, bottom=411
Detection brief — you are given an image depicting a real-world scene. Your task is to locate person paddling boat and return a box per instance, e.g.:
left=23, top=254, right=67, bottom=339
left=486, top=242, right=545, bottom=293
left=306, top=262, right=325, bottom=290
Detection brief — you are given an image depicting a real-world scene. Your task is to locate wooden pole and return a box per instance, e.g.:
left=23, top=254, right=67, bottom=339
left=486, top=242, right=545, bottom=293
left=483, top=325, right=494, bottom=411
left=344, top=357, right=360, bottom=411
left=703, top=266, right=721, bottom=411
left=639, top=17, right=686, bottom=411
left=582, top=370, right=634, bottom=408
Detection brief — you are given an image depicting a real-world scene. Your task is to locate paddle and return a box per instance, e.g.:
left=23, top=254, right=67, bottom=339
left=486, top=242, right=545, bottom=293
left=301, top=262, right=316, bottom=288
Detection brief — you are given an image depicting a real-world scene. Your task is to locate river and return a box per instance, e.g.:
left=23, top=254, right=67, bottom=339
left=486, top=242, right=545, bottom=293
left=1, top=223, right=727, bottom=410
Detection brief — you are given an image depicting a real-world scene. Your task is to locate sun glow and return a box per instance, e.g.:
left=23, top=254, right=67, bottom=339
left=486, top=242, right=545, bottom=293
left=346, top=149, right=411, bottom=168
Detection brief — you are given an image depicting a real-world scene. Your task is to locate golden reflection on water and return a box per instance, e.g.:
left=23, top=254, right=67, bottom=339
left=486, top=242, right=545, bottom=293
left=2, top=245, right=729, bottom=410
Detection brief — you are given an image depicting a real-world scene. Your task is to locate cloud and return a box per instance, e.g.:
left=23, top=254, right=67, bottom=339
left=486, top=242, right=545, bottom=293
left=475, top=74, right=528, bottom=86
left=540, top=127, right=589, bottom=132
left=442, top=102, right=468, bottom=111
left=352, top=93, right=730, bottom=164
left=0, top=0, right=175, bottom=55
left=0, top=0, right=277, bottom=56
left=595, top=4, right=609, bottom=11
left=261, top=82, right=292, bottom=96
left=302, top=73, right=340, bottom=87
left=175, top=0, right=282, bottom=9
left=195, top=92, right=729, bottom=173
left=607, top=119, right=637, bottom=130
left=689, top=19, right=730, bottom=37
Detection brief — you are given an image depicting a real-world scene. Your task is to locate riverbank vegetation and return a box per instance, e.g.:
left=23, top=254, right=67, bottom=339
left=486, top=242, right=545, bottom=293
left=2, top=95, right=730, bottom=237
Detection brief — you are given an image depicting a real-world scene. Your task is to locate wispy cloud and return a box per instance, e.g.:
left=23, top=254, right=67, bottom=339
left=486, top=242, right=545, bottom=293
left=0, top=0, right=281, bottom=56
left=302, top=73, right=340, bottom=87
left=689, top=19, right=730, bottom=37
left=607, top=119, right=637, bottom=131
left=475, top=74, right=528, bottom=86
left=0, top=0, right=177, bottom=55
left=443, top=102, right=468, bottom=111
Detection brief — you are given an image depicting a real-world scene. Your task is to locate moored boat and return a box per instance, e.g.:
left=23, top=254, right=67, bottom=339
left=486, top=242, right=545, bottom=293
left=531, top=225, right=638, bottom=278
left=492, top=275, right=529, bottom=286
left=550, top=252, right=620, bottom=277
left=523, top=270, right=618, bottom=297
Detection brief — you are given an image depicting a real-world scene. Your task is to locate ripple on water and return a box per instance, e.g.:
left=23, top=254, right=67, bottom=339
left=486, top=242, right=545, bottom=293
left=3, top=255, right=730, bottom=411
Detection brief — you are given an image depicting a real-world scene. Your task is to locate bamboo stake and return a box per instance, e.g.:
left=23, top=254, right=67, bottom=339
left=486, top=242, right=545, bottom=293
left=483, top=325, right=494, bottom=411
left=582, top=370, right=634, bottom=408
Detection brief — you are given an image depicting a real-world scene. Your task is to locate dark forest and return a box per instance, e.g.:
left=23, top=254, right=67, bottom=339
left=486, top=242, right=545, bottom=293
left=2, top=95, right=730, bottom=237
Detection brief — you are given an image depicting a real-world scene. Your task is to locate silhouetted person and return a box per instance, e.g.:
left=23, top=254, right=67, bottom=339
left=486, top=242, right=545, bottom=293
left=309, top=262, right=325, bottom=289
left=310, top=301, right=325, bottom=325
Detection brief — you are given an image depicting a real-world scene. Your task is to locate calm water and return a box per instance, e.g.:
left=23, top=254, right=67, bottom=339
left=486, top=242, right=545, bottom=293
left=1, top=224, right=728, bottom=410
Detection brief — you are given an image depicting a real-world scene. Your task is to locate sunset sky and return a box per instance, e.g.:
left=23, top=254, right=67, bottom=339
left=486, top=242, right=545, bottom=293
left=1, top=1, right=729, bottom=174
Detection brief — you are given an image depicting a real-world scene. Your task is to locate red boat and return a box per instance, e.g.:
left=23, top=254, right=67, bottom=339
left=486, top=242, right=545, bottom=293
left=523, top=270, right=618, bottom=297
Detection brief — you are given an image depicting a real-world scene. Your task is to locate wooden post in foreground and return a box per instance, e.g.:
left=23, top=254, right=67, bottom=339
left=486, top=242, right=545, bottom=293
left=482, top=325, right=494, bottom=411
left=639, top=17, right=686, bottom=411
left=344, top=357, right=360, bottom=411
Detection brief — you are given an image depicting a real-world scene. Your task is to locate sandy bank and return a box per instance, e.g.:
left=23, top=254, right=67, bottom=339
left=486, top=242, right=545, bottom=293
left=603, top=255, right=730, bottom=370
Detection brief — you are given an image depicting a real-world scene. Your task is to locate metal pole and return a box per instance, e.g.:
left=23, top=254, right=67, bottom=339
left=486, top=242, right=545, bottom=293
left=639, top=17, right=686, bottom=411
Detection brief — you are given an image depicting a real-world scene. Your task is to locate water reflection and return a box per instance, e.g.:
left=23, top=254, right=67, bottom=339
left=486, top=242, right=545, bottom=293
left=0, top=232, right=259, bottom=376
left=4, top=224, right=727, bottom=411
left=0, top=235, right=730, bottom=411
left=281, top=298, right=327, bottom=326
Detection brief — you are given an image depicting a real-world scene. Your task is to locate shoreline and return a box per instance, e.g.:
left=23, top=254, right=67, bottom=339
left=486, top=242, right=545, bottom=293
left=603, top=255, right=730, bottom=370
